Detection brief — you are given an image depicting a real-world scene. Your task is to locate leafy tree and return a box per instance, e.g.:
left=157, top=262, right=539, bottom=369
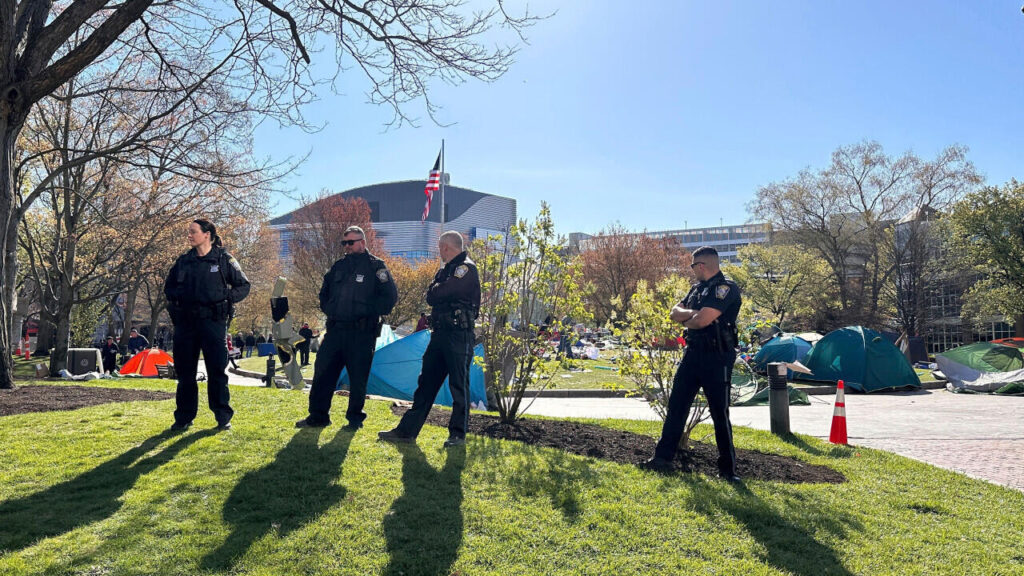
left=385, top=257, right=435, bottom=330
left=946, top=180, right=1024, bottom=335
left=578, top=224, right=691, bottom=325
left=724, top=243, right=834, bottom=330
left=472, top=203, right=590, bottom=423
left=614, top=275, right=709, bottom=449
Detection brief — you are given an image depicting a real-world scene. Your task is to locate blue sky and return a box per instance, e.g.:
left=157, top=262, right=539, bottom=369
left=253, top=1, right=1024, bottom=235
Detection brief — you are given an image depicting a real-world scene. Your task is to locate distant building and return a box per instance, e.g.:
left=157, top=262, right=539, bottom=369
left=269, top=180, right=516, bottom=261
left=576, top=223, right=771, bottom=263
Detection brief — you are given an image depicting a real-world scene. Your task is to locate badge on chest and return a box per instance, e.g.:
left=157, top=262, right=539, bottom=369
left=355, top=274, right=364, bottom=283
left=210, top=265, right=220, bottom=273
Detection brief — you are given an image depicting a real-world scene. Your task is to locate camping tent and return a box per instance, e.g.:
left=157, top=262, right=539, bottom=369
left=338, top=330, right=487, bottom=408
left=992, top=337, right=1024, bottom=349
left=935, top=342, right=1024, bottom=393
left=751, top=334, right=813, bottom=374
left=119, top=348, right=173, bottom=377
left=795, top=326, right=920, bottom=392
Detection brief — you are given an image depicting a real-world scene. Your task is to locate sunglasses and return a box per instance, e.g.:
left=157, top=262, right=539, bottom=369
left=690, top=261, right=705, bottom=269
left=341, top=238, right=363, bottom=246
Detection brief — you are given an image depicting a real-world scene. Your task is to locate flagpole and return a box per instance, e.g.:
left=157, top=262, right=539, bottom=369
left=440, top=139, right=445, bottom=231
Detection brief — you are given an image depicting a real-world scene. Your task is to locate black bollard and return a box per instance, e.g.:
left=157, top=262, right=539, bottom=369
left=264, top=355, right=276, bottom=388
left=768, top=362, right=790, bottom=435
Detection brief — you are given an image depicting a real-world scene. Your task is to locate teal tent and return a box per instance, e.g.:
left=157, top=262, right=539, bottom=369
left=338, top=330, right=488, bottom=408
left=751, top=334, right=813, bottom=375
left=795, top=326, right=920, bottom=392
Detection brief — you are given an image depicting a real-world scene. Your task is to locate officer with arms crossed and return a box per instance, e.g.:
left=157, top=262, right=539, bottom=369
left=164, top=219, right=250, bottom=431
left=296, top=226, right=398, bottom=430
left=379, top=230, right=481, bottom=448
left=643, top=246, right=742, bottom=481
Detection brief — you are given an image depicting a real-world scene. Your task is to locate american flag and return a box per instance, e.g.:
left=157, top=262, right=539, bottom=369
left=421, top=151, right=441, bottom=221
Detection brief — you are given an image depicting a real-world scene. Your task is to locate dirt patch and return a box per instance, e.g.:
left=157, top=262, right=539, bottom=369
left=0, top=385, right=174, bottom=416
left=392, top=405, right=845, bottom=484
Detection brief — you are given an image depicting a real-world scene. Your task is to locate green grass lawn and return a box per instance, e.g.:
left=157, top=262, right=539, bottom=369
left=2, top=378, right=1023, bottom=575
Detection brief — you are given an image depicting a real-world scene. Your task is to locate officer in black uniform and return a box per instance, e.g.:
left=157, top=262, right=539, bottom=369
left=379, top=230, right=481, bottom=448
left=296, top=226, right=398, bottom=430
left=644, top=246, right=742, bottom=481
left=164, top=219, right=251, bottom=431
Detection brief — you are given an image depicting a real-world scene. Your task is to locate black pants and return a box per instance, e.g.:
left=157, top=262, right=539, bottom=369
left=307, top=327, right=376, bottom=425
left=298, top=343, right=311, bottom=366
left=654, top=345, right=737, bottom=476
left=172, top=315, right=232, bottom=426
left=396, top=329, right=474, bottom=440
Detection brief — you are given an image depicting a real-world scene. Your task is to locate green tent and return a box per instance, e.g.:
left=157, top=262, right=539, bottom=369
left=936, top=342, right=1024, bottom=373
left=795, top=326, right=921, bottom=393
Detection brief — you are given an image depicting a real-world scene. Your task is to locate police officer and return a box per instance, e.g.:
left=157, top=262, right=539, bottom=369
left=164, top=219, right=250, bottom=431
left=643, top=246, right=742, bottom=481
left=379, top=230, right=481, bottom=448
left=296, top=226, right=398, bottom=430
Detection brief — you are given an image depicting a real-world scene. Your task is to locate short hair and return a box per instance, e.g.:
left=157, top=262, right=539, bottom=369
left=344, top=226, right=365, bottom=238
left=691, top=246, right=720, bottom=264
left=439, top=230, right=464, bottom=251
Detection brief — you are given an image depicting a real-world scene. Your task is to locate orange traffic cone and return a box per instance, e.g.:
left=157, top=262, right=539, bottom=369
left=829, top=379, right=848, bottom=445
left=24, top=344, right=31, bottom=360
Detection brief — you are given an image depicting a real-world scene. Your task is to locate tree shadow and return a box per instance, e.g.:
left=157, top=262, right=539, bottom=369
left=0, top=429, right=215, bottom=553
left=383, top=444, right=465, bottom=576
left=688, top=477, right=860, bottom=576
left=200, top=427, right=354, bottom=571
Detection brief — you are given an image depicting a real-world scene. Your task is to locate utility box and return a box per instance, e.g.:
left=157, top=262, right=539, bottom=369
left=67, top=348, right=103, bottom=375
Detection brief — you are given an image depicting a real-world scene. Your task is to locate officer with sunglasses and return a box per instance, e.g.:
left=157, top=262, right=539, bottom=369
left=643, top=246, right=742, bottom=481
left=296, top=226, right=397, bottom=430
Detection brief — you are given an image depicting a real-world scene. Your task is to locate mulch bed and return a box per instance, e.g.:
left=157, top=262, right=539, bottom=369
left=393, top=405, right=846, bottom=484
left=0, top=385, right=174, bottom=416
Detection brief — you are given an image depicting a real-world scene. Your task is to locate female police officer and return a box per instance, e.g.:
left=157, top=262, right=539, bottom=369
left=164, top=219, right=250, bottom=431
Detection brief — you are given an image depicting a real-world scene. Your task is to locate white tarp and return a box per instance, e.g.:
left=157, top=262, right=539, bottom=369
left=936, top=354, right=1024, bottom=393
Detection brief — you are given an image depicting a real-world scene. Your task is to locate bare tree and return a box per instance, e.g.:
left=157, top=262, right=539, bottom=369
left=0, top=0, right=541, bottom=388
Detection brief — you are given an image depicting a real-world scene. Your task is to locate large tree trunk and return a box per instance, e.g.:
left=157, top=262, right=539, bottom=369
left=1, top=100, right=29, bottom=388
left=48, top=306, right=73, bottom=376
left=1015, top=314, right=1024, bottom=338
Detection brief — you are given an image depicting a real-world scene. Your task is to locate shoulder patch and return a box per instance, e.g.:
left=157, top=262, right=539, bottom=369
left=454, top=264, right=469, bottom=279
left=715, top=285, right=730, bottom=299
left=376, top=268, right=389, bottom=282
left=228, top=257, right=242, bottom=271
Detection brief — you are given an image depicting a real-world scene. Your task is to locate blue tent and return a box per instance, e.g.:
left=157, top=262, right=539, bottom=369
left=752, top=334, right=813, bottom=376
left=338, top=330, right=487, bottom=408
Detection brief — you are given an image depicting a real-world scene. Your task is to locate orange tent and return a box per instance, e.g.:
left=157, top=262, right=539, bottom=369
left=992, top=337, right=1024, bottom=349
left=120, top=348, right=174, bottom=377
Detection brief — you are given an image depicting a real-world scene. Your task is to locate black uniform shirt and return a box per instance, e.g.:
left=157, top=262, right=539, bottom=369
left=164, top=246, right=251, bottom=306
left=319, top=251, right=398, bottom=322
left=682, top=271, right=741, bottom=338
left=427, top=251, right=481, bottom=323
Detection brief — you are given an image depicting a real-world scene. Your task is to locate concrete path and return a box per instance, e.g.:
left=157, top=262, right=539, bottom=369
left=521, top=390, right=1024, bottom=491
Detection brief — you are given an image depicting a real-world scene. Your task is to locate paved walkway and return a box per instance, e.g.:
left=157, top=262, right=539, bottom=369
left=520, top=390, right=1024, bottom=491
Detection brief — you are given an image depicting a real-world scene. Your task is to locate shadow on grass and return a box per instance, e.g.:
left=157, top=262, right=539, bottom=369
left=383, top=444, right=465, bottom=576
left=200, top=426, right=354, bottom=571
left=779, top=433, right=855, bottom=459
left=475, top=437, right=597, bottom=522
left=688, top=477, right=859, bottom=576
left=0, top=429, right=215, bottom=553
